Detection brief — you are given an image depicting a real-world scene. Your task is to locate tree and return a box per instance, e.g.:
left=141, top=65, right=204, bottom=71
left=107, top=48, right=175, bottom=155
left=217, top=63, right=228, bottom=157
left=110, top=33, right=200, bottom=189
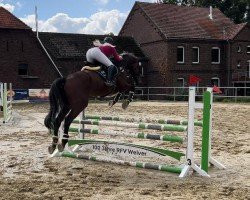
left=162, top=0, right=220, bottom=6
left=247, top=5, right=250, bottom=22
left=162, top=0, right=249, bottom=23
left=219, top=0, right=248, bottom=23
left=106, top=32, right=114, bottom=36
left=161, top=0, right=179, bottom=4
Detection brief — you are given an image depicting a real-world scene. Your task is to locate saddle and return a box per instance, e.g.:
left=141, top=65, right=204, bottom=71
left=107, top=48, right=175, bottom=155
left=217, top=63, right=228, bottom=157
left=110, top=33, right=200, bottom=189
left=81, top=61, right=108, bottom=80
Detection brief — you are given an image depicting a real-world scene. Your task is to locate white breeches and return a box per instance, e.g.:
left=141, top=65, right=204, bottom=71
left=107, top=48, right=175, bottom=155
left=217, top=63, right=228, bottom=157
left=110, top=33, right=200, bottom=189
left=86, top=47, right=113, bottom=67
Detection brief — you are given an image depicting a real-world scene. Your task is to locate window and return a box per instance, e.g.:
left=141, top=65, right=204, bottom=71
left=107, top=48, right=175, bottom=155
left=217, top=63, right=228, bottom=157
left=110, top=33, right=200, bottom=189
left=211, top=47, right=220, bottom=64
left=139, top=62, right=144, bottom=76
left=177, top=78, right=185, bottom=87
left=211, top=77, right=220, bottom=87
left=247, top=45, right=250, bottom=54
left=248, top=60, right=250, bottom=78
left=237, top=60, right=241, bottom=69
left=18, top=64, right=28, bottom=75
left=192, top=47, right=199, bottom=63
left=21, top=42, right=24, bottom=52
left=177, top=46, right=184, bottom=63
left=237, top=45, right=241, bottom=53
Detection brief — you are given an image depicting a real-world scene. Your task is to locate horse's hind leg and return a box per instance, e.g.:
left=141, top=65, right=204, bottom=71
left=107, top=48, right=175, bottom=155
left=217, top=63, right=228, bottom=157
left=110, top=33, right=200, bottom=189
left=58, top=102, right=88, bottom=152
left=48, top=105, right=70, bottom=154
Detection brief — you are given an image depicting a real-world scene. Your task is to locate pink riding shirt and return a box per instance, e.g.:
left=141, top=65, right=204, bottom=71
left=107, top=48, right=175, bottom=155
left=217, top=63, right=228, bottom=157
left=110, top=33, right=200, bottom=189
left=99, top=45, right=122, bottom=62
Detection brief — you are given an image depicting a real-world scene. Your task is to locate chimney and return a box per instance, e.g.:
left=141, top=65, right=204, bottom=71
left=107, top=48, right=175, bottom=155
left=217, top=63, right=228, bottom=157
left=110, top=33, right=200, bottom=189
left=209, top=6, right=213, bottom=20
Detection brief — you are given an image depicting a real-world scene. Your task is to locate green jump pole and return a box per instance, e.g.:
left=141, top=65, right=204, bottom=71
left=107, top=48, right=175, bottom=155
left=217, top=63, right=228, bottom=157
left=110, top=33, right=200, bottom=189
left=62, top=151, right=182, bottom=174
left=69, top=127, right=183, bottom=143
left=201, top=91, right=211, bottom=173
left=78, top=120, right=187, bottom=132
left=76, top=115, right=203, bottom=127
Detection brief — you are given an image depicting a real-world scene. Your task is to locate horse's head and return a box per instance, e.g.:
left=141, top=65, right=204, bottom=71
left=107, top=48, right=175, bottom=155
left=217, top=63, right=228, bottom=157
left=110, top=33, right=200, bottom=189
left=119, top=52, right=141, bottom=86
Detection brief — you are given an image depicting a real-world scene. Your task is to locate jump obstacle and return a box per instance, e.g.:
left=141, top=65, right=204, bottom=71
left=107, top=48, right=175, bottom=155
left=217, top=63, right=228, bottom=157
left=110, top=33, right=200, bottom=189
left=51, top=87, right=225, bottom=177
left=0, top=83, right=12, bottom=123
left=77, top=115, right=203, bottom=127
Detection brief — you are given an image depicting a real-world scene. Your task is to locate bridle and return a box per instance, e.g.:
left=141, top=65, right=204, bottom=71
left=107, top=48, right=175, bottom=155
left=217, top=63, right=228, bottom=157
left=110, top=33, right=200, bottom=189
left=117, top=53, right=140, bottom=86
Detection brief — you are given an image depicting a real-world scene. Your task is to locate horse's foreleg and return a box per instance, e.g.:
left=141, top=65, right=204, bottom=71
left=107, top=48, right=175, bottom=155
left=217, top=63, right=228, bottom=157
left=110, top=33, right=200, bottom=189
left=109, top=92, right=123, bottom=107
left=48, top=106, right=70, bottom=154
left=122, top=91, right=135, bottom=110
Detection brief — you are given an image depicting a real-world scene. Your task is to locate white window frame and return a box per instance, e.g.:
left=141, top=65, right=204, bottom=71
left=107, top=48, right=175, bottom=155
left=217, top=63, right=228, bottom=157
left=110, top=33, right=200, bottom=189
left=177, top=78, right=185, bottom=87
left=247, top=45, right=250, bottom=54
left=140, top=62, right=144, bottom=76
left=177, top=46, right=185, bottom=64
left=211, top=47, right=220, bottom=64
left=211, top=77, right=220, bottom=87
left=237, top=45, right=241, bottom=53
left=237, top=60, right=241, bottom=68
left=192, top=47, right=200, bottom=64
left=248, top=60, right=250, bottom=78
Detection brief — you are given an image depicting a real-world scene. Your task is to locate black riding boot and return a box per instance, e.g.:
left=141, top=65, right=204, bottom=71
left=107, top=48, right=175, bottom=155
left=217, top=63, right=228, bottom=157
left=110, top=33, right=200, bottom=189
left=106, top=65, right=118, bottom=86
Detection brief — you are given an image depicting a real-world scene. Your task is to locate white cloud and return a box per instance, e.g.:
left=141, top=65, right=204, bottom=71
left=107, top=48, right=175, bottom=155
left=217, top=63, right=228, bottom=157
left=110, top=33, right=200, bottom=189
left=94, top=0, right=110, bottom=5
left=81, top=10, right=128, bottom=34
left=139, top=0, right=157, bottom=2
left=20, top=13, right=90, bottom=33
left=20, top=9, right=128, bottom=35
left=0, top=0, right=15, bottom=12
left=16, top=1, right=22, bottom=9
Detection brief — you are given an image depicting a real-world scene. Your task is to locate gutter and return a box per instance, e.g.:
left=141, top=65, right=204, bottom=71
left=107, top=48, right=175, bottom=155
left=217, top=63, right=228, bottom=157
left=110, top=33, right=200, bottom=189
left=35, top=6, right=63, bottom=78
left=36, top=36, right=63, bottom=78
left=227, top=40, right=231, bottom=87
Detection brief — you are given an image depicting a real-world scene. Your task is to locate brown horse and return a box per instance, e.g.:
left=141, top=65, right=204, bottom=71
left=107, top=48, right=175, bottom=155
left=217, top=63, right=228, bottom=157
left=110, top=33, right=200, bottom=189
left=44, top=53, right=140, bottom=153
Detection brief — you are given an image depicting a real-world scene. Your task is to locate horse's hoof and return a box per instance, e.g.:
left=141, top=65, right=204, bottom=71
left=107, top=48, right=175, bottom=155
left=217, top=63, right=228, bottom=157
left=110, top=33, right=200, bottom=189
left=122, top=100, right=129, bottom=110
left=109, top=101, right=114, bottom=107
left=48, top=145, right=56, bottom=154
left=57, top=143, right=65, bottom=152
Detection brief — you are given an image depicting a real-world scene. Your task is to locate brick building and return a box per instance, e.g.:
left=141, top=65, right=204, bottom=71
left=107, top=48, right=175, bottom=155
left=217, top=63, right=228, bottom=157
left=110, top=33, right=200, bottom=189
left=0, top=7, right=58, bottom=89
left=0, top=7, right=146, bottom=89
left=119, top=2, right=250, bottom=88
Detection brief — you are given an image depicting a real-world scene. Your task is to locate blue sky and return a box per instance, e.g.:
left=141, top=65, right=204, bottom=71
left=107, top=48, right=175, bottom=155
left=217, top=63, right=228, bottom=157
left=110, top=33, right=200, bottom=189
left=0, top=0, right=155, bottom=34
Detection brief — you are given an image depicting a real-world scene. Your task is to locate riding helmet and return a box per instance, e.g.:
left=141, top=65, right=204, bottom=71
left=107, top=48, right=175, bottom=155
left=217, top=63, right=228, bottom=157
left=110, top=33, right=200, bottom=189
left=103, top=37, right=114, bottom=45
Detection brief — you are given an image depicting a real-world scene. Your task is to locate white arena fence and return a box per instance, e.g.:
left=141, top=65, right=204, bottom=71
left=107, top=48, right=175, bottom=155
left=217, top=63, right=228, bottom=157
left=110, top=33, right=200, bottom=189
left=134, top=86, right=250, bottom=102
left=0, top=83, right=13, bottom=123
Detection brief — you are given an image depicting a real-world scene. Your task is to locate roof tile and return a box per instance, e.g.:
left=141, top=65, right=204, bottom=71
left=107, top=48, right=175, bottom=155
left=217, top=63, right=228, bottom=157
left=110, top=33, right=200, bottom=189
left=224, top=23, right=247, bottom=40
left=38, top=32, right=146, bottom=59
left=138, top=2, right=237, bottom=40
left=0, top=6, right=31, bottom=30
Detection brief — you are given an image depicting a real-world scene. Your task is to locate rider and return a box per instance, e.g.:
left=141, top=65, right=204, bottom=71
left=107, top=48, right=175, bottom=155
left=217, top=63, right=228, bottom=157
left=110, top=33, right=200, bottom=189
left=86, top=36, right=122, bottom=86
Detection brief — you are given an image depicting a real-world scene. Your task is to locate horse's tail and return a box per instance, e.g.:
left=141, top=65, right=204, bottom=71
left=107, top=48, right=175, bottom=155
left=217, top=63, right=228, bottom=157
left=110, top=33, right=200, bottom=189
left=44, top=77, right=68, bottom=129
